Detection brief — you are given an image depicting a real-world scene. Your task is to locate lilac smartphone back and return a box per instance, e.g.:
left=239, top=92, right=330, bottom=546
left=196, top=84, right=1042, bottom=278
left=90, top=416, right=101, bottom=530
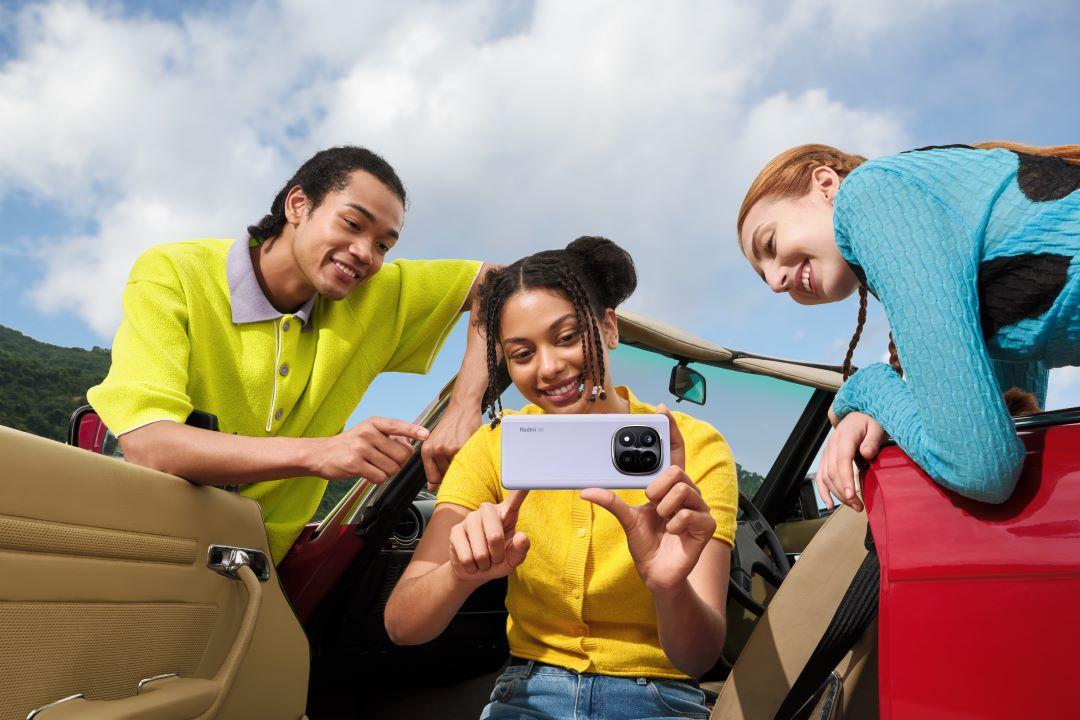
left=500, top=413, right=671, bottom=490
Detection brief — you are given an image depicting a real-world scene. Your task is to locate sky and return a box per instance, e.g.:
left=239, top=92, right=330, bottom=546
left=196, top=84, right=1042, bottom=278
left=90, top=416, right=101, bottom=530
left=1, top=0, right=1079, bottom=435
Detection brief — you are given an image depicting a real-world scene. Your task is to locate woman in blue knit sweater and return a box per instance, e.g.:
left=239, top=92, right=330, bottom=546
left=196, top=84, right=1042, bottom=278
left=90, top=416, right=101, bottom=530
left=737, top=142, right=1080, bottom=509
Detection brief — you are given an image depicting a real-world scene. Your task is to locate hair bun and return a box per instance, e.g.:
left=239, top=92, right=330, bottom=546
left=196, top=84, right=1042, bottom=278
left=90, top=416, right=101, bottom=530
left=565, top=236, right=637, bottom=309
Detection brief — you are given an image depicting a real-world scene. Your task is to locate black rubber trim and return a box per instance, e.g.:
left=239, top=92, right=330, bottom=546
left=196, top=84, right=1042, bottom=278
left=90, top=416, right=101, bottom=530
left=753, top=389, right=834, bottom=524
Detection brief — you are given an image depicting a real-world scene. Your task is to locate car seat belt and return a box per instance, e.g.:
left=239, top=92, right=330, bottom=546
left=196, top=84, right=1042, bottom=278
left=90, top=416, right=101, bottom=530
left=773, top=526, right=879, bottom=720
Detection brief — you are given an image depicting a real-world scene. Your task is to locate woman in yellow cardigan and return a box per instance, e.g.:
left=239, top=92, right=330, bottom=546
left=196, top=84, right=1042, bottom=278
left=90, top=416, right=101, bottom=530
left=385, top=237, right=738, bottom=719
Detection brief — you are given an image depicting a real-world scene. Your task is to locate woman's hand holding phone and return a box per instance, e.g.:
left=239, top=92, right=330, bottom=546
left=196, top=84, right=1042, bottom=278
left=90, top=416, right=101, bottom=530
left=448, top=490, right=531, bottom=585
left=581, top=405, right=716, bottom=594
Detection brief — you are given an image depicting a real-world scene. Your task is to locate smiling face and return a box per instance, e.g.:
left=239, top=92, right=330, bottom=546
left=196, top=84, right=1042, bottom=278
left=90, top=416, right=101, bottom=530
left=286, top=169, right=405, bottom=301
left=739, top=167, right=859, bottom=305
left=498, top=288, right=619, bottom=414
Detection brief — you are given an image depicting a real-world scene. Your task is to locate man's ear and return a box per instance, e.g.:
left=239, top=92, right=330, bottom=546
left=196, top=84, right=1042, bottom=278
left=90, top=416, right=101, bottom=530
left=283, top=185, right=310, bottom=225
left=602, top=308, right=619, bottom=349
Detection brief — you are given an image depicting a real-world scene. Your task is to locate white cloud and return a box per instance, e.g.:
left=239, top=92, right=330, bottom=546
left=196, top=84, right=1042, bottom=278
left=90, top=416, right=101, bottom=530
left=0, top=0, right=923, bottom=342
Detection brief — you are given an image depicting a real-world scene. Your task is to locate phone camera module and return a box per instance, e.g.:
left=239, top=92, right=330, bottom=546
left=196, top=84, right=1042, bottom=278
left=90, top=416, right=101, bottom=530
left=612, top=425, right=663, bottom=475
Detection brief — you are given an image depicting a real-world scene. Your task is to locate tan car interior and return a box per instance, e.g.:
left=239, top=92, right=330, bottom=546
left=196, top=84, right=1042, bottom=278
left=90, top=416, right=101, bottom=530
left=0, top=426, right=309, bottom=720
left=1, top=310, right=875, bottom=719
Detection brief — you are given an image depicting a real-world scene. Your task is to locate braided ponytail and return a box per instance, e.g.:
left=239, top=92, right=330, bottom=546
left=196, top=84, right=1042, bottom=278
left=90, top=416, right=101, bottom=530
left=841, top=286, right=868, bottom=380
left=887, top=333, right=903, bottom=376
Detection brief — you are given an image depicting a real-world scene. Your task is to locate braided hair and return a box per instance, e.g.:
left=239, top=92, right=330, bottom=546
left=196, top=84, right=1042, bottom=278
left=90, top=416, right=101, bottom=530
left=840, top=286, right=903, bottom=381
left=477, top=237, right=637, bottom=427
left=247, top=146, right=406, bottom=243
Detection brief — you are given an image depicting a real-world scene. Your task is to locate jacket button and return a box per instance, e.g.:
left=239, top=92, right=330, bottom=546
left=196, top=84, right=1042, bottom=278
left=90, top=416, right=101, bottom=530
left=279, top=364, right=289, bottom=377
left=274, top=409, right=284, bottom=420
left=282, top=320, right=291, bottom=332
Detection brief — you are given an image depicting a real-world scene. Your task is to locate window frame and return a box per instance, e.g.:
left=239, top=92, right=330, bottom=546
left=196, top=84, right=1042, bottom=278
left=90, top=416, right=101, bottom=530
left=616, top=339, right=836, bottom=524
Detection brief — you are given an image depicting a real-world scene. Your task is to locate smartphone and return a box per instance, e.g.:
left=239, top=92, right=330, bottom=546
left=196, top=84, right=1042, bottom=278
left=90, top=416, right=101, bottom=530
left=500, top=414, right=670, bottom=490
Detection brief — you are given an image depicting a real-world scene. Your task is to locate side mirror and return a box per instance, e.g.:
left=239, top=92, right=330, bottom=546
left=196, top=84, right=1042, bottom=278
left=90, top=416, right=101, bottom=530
left=669, top=362, right=707, bottom=405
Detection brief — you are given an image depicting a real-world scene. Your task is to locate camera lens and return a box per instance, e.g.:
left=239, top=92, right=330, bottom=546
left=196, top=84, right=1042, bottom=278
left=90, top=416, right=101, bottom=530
left=618, top=449, right=639, bottom=471
left=639, top=431, right=657, bottom=448
left=617, top=430, right=637, bottom=447
left=639, top=450, right=658, bottom=470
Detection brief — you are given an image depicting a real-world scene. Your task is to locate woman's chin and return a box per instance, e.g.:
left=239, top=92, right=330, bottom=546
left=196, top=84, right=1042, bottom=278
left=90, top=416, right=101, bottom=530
left=791, top=292, right=829, bottom=306
left=530, top=392, right=586, bottom=414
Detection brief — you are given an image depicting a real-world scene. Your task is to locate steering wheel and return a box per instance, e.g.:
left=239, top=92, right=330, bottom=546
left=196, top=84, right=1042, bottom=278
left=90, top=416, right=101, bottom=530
left=728, top=491, right=792, bottom=616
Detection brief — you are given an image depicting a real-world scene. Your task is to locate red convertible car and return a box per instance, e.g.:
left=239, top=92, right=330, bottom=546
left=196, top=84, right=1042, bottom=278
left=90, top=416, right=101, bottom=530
left=2, top=310, right=1077, bottom=719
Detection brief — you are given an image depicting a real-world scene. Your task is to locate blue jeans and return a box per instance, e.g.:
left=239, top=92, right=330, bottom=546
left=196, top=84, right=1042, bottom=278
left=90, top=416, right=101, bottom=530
left=479, top=660, right=715, bottom=719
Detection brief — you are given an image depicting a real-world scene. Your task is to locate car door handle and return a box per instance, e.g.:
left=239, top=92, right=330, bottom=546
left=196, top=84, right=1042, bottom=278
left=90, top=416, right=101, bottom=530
left=27, top=678, right=220, bottom=719
left=29, top=562, right=265, bottom=720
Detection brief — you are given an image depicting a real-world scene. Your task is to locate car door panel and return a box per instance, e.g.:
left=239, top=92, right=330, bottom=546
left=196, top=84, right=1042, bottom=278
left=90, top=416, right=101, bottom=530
left=722, top=519, right=828, bottom=667
left=775, top=517, right=828, bottom=555
left=0, top=426, right=309, bottom=720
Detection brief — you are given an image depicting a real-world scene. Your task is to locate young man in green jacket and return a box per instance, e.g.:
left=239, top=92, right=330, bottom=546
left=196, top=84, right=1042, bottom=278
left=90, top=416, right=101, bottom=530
left=89, top=146, right=492, bottom=563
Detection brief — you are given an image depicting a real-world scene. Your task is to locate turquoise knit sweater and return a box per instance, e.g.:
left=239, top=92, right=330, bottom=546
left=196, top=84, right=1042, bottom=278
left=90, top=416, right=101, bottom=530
left=832, top=146, right=1080, bottom=503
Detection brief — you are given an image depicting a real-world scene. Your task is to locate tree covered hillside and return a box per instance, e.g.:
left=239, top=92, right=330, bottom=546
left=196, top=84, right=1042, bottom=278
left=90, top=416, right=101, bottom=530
left=0, top=324, right=111, bottom=442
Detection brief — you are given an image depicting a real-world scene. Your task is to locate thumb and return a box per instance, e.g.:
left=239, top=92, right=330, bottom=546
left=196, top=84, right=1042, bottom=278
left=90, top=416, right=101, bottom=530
left=860, top=427, right=882, bottom=460
left=505, top=531, right=531, bottom=569
left=580, top=488, right=636, bottom=530
left=657, top=404, right=684, bottom=469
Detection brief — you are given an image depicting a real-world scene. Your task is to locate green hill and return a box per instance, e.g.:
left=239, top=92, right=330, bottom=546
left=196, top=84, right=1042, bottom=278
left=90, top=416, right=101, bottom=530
left=0, top=324, right=111, bottom=442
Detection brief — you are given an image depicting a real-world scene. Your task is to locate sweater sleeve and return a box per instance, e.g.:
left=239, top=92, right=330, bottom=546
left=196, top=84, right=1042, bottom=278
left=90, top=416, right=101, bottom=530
left=832, top=167, right=1026, bottom=503
left=86, top=249, right=194, bottom=435
left=383, top=259, right=483, bottom=375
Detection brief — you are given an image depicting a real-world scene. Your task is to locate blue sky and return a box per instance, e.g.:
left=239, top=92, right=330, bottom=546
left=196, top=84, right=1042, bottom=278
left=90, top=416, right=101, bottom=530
left=1, top=0, right=1079, bottom=439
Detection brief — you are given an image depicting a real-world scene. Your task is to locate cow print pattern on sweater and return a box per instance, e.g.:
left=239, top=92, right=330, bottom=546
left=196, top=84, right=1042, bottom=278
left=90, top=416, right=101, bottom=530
left=1016, top=153, right=1080, bottom=202
left=978, top=253, right=1070, bottom=338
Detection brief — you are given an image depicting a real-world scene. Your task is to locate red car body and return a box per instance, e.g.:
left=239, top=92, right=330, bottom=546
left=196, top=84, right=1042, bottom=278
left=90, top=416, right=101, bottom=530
left=865, top=417, right=1080, bottom=719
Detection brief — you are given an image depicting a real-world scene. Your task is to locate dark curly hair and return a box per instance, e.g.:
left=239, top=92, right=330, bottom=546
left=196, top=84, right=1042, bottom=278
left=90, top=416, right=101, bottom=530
left=477, top=236, right=637, bottom=427
left=247, top=146, right=407, bottom=243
